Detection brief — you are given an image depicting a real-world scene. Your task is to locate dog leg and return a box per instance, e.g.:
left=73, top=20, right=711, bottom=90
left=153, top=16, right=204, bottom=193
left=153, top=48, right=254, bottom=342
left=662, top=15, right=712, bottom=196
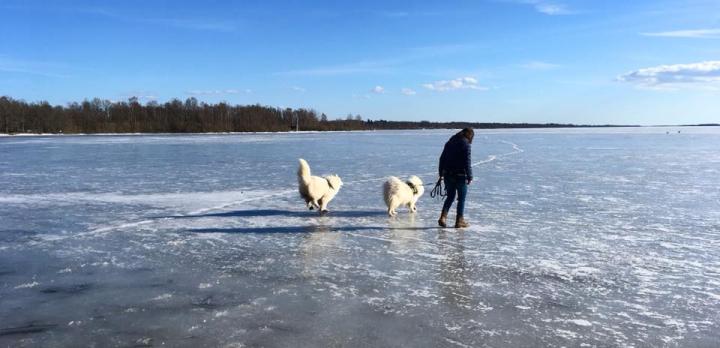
left=319, top=198, right=329, bottom=214
left=388, top=201, right=399, bottom=217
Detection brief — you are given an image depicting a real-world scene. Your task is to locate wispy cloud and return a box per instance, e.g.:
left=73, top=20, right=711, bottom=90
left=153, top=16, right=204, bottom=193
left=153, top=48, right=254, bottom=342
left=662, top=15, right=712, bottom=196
left=0, top=55, right=70, bottom=78
left=520, top=61, right=561, bottom=70
left=534, top=3, right=571, bottom=15
left=147, top=18, right=236, bottom=32
left=371, top=86, right=385, bottom=94
left=401, top=88, right=417, bottom=96
left=507, top=0, right=573, bottom=15
left=79, top=7, right=237, bottom=32
left=408, top=43, right=479, bottom=57
left=422, top=77, right=487, bottom=92
left=641, top=29, right=720, bottom=39
left=276, top=43, right=474, bottom=77
left=276, top=59, right=398, bottom=76
left=378, top=11, right=411, bottom=18
left=375, top=10, right=453, bottom=18
left=186, top=89, right=250, bottom=96
left=291, top=86, right=306, bottom=92
left=617, top=61, right=720, bottom=89
left=352, top=93, right=373, bottom=100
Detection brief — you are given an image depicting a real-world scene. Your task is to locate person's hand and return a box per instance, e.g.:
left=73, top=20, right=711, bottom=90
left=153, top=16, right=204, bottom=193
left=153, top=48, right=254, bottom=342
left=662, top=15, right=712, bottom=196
left=467, top=178, right=472, bottom=185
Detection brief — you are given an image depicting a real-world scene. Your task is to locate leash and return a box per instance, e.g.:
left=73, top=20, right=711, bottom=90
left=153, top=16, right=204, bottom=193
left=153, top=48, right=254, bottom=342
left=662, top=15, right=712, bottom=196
left=429, top=177, right=446, bottom=199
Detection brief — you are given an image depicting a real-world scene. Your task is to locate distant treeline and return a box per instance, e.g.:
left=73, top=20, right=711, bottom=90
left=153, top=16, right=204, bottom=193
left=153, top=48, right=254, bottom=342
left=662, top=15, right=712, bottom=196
left=0, top=96, right=367, bottom=134
left=364, top=120, right=623, bottom=129
left=1, top=96, right=630, bottom=134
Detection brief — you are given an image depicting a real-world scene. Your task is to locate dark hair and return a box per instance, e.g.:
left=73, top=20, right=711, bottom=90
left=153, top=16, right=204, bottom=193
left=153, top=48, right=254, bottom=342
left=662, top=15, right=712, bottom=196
left=459, top=128, right=474, bottom=144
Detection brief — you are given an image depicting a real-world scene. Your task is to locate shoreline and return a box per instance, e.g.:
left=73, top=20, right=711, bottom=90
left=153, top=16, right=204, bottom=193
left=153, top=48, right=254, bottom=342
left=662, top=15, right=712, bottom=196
left=1, top=124, right=717, bottom=137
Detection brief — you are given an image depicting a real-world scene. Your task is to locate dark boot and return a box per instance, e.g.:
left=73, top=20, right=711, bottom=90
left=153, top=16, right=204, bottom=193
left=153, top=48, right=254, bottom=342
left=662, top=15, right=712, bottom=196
left=455, top=215, right=469, bottom=228
left=438, top=211, right=448, bottom=227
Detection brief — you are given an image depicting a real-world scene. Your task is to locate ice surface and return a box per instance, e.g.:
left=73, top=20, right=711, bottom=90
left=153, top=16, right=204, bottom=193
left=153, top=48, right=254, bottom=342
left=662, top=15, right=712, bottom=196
left=1, top=128, right=720, bottom=347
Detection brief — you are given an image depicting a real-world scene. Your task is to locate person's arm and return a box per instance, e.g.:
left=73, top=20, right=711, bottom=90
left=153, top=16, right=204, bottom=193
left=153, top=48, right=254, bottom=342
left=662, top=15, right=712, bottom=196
left=438, top=147, right=447, bottom=178
left=464, top=141, right=473, bottom=184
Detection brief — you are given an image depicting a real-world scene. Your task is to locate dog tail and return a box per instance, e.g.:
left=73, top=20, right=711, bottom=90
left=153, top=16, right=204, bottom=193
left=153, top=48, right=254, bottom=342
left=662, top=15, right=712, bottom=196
left=298, top=158, right=311, bottom=183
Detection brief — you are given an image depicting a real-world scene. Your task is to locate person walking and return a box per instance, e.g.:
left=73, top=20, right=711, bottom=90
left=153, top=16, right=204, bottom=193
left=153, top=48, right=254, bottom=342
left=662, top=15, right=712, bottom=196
left=437, top=128, right=474, bottom=228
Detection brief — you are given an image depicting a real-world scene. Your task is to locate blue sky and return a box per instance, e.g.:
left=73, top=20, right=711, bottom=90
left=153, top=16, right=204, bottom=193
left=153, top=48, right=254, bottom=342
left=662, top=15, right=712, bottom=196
left=1, top=0, right=719, bottom=125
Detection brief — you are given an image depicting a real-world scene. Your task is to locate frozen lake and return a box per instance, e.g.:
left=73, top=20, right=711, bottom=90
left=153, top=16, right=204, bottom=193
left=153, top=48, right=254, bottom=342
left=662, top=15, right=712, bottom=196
left=1, top=128, right=719, bottom=347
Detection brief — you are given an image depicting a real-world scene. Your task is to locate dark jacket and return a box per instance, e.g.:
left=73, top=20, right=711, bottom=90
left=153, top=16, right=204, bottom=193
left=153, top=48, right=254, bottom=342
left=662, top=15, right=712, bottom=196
left=439, top=134, right=472, bottom=180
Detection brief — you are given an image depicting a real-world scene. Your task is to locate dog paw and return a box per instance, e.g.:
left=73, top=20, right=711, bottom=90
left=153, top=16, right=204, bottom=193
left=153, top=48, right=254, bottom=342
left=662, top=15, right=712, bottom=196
left=320, top=210, right=329, bottom=215
left=308, top=206, right=314, bottom=210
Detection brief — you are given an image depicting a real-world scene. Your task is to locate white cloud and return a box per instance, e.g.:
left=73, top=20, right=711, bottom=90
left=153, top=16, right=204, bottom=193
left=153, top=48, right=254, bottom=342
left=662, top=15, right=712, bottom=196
left=291, top=86, right=306, bottom=92
left=371, top=85, right=385, bottom=94
left=617, top=61, right=720, bottom=89
left=534, top=2, right=571, bottom=15
left=422, top=77, right=487, bottom=92
left=186, top=89, right=248, bottom=96
left=510, top=0, right=573, bottom=15
left=520, top=61, right=561, bottom=70
left=401, top=88, right=417, bottom=95
left=641, top=29, right=720, bottom=39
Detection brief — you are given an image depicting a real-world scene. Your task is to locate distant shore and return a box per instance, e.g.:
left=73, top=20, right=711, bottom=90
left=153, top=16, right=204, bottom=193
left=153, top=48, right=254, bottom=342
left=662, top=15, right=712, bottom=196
left=2, top=95, right=718, bottom=135
left=1, top=124, right=718, bottom=137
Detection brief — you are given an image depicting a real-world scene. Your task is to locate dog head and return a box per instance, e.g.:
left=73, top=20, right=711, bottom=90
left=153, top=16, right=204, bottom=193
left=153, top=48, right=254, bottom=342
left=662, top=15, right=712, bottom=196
left=325, top=175, right=343, bottom=191
left=407, top=175, right=424, bottom=197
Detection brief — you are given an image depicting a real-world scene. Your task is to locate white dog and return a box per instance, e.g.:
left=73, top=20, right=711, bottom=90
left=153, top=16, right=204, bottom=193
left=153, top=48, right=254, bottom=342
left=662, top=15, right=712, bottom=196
left=383, top=176, right=424, bottom=217
left=297, top=158, right=343, bottom=214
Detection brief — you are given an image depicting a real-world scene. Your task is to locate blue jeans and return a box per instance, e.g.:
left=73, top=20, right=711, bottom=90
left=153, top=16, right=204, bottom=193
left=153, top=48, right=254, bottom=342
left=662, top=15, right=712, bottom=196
left=442, top=175, right=468, bottom=216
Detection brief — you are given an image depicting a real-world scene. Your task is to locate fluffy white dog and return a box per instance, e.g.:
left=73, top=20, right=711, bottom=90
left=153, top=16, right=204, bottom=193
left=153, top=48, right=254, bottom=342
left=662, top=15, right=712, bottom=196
left=297, top=158, right=343, bottom=214
left=383, top=175, right=424, bottom=217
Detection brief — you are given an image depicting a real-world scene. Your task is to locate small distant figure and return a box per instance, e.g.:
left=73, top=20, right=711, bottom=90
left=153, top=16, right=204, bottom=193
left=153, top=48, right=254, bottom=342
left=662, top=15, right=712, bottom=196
left=383, top=175, right=424, bottom=217
left=666, top=131, right=669, bottom=135
left=437, top=128, right=474, bottom=228
left=297, top=159, right=343, bottom=215
left=678, top=130, right=681, bottom=134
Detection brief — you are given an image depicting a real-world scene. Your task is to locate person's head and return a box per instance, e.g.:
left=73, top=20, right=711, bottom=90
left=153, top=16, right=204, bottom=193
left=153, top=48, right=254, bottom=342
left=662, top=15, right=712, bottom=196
left=458, top=127, right=474, bottom=144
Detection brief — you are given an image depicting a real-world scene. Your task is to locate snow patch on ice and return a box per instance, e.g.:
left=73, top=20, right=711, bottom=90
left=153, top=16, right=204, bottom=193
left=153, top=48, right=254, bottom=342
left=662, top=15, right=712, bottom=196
left=443, top=337, right=473, bottom=348
left=568, top=319, right=592, bottom=327
left=151, top=293, right=173, bottom=301
left=14, top=281, right=40, bottom=289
